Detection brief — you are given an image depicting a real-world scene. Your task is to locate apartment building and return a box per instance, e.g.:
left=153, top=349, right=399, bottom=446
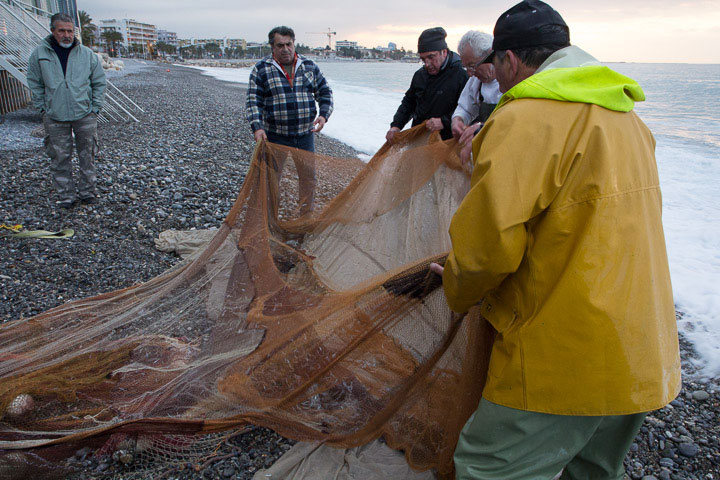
left=157, top=29, right=178, bottom=47
left=178, top=38, right=246, bottom=49
left=335, top=40, right=358, bottom=49
left=100, top=18, right=157, bottom=50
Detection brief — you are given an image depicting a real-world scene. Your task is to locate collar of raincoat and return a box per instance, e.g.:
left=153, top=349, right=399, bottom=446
left=495, top=45, right=645, bottom=113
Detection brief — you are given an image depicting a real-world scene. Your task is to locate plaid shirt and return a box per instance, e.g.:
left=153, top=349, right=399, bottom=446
left=246, top=55, right=333, bottom=136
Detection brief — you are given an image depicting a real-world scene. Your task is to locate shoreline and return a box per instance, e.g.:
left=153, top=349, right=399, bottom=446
left=0, top=60, right=717, bottom=478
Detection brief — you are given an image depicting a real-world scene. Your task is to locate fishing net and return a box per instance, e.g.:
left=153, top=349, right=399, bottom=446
left=0, top=126, right=494, bottom=479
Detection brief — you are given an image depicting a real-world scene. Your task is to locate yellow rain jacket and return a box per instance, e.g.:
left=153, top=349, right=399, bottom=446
left=443, top=46, right=681, bottom=415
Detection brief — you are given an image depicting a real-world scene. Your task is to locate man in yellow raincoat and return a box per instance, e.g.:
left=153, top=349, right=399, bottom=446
left=430, top=1, right=681, bottom=478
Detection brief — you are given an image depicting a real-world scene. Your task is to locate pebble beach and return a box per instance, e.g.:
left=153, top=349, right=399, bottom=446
left=0, top=60, right=717, bottom=479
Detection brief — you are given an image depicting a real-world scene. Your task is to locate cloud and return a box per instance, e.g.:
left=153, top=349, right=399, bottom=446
left=84, top=0, right=720, bottom=62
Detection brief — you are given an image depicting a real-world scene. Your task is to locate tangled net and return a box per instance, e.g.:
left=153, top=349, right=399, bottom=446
left=0, top=127, right=494, bottom=479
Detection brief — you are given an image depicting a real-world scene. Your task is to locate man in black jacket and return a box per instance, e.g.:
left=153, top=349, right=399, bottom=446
left=386, top=27, right=468, bottom=142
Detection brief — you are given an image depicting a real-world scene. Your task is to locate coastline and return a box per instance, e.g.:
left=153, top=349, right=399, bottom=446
left=178, top=57, right=421, bottom=69
left=0, top=60, right=717, bottom=478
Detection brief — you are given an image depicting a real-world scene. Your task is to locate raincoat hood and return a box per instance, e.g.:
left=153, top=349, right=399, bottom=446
left=496, top=45, right=645, bottom=112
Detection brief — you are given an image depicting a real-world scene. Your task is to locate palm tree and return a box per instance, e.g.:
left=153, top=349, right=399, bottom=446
left=101, top=30, right=123, bottom=57
left=78, top=10, right=95, bottom=47
left=155, top=41, right=176, bottom=56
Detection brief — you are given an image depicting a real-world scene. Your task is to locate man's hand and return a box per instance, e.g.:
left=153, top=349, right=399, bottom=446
left=451, top=117, right=467, bottom=140
left=460, top=141, right=473, bottom=166
left=426, top=117, right=443, bottom=132
left=254, top=129, right=267, bottom=142
left=429, top=263, right=444, bottom=276
left=312, top=116, right=326, bottom=133
left=386, top=126, right=400, bottom=143
left=458, top=122, right=481, bottom=147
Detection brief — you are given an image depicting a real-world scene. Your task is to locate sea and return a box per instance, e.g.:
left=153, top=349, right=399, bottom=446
left=189, top=60, right=720, bottom=380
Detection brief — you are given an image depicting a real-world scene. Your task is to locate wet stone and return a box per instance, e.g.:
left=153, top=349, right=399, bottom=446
left=677, top=443, right=699, bottom=457
left=692, top=390, right=710, bottom=401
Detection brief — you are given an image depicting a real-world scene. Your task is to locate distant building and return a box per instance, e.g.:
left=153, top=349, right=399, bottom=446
left=157, top=29, right=178, bottom=47
left=225, top=38, right=246, bottom=49
left=388, top=42, right=397, bottom=51
left=27, top=0, right=77, bottom=22
left=187, top=38, right=238, bottom=48
left=28, top=0, right=79, bottom=37
left=28, top=0, right=59, bottom=15
left=335, top=40, right=358, bottom=49
left=100, top=19, right=158, bottom=51
left=192, top=38, right=223, bottom=46
left=55, top=0, right=77, bottom=21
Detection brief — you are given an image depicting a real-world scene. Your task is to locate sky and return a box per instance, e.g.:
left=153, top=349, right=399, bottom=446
left=83, top=0, right=720, bottom=63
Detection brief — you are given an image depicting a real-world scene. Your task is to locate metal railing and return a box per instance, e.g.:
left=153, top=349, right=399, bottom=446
left=0, top=0, right=141, bottom=122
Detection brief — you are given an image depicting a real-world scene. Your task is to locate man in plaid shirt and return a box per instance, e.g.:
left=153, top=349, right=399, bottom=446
left=246, top=26, right=333, bottom=151
left=246, top=26, right=333, bottom=213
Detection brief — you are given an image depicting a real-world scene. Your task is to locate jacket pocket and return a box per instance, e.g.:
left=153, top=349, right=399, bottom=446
left=43, top=134, right=53, bottom=158
left=478, top=293, right=518, bottom=333
left=92, top=130, right=100, bottom=157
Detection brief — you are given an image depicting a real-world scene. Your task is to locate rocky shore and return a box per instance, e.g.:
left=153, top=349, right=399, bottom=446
left=0, top=60, right=717, bottom=479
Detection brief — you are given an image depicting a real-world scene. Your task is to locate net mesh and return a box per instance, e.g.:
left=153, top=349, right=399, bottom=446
left=0, top=126, right=494, bottom=479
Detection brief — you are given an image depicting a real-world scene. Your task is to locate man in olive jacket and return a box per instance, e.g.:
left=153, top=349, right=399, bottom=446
left=27, top=13, right=106, bottom=208
left=386, top=27, right=467, bottom=142
left=431, top=1, right=680, bottom=479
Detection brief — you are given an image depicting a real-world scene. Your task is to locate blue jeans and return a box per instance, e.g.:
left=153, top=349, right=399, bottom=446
left=266, top=131, right=315, bottom=152
left=265, top=131, right=316, bottom=214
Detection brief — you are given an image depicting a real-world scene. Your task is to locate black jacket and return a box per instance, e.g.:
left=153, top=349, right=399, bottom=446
left=391, top=51, right=468, bottom=140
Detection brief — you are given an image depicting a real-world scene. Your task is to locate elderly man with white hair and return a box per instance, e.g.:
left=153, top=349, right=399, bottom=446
left=451, top=31, right=501, bottom=147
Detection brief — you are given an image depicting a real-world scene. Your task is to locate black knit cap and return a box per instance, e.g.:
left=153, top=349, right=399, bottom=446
left=418, top=27, right=448, bottom=53
left=492, top=0, right=569, bottom=51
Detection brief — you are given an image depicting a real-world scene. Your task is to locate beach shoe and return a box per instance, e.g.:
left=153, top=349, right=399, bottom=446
left=80, top=196, right=98, bottom=205
left=57, top=199, right=78, bottom=209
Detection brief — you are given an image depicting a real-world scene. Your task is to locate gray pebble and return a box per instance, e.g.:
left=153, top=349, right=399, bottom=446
left=692, top=390, right=710, bottom=401
left=677, top=442, right=699, bottom=457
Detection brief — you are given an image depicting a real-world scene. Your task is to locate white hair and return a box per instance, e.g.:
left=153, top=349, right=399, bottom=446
left=457, top=31, right=493, bottom=57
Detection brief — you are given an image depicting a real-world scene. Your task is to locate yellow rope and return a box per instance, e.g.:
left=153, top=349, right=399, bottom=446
left=0, top=224, right=23, bottom=233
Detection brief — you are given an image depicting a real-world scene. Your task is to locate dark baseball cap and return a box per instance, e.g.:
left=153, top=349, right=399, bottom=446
left=492, top=0, right=569, bottom=51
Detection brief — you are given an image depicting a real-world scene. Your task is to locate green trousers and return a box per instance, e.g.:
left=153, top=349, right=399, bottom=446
left=454, top=398, right=646, bottom=480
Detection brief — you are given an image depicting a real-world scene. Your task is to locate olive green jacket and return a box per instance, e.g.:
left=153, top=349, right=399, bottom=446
left=27, top=36, right=106, bottom=122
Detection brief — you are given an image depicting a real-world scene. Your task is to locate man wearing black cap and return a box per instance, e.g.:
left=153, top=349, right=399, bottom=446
left=430, top=1, right=680, bottom=478
left=385, top=27, right=468, bottom=142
